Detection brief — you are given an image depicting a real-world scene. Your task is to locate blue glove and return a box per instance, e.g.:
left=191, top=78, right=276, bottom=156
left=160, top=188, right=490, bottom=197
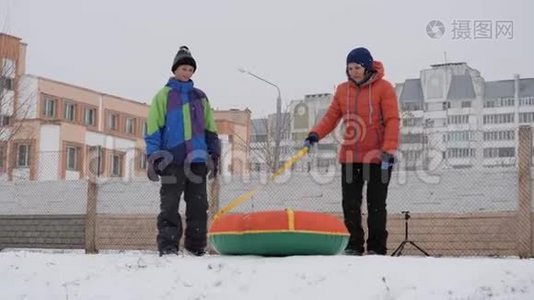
left=381, top=152, right=395, bottom=170
left=304, top=132, right=319, bottom=149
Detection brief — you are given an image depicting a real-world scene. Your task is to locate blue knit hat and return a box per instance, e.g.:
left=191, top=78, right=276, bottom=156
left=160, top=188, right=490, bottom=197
left=346, top=47, right=374, bottom=71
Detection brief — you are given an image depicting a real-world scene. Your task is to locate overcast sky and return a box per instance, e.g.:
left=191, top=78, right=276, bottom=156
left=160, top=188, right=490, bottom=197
left=1, top=0, right=533, bottom=117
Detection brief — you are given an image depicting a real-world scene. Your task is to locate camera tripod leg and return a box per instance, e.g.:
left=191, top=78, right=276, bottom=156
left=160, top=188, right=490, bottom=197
left=391, top=241, right=407, bottom=256
left=391, top=211, right=431, bottom=257
left=409, top=241, right=430, bottom=256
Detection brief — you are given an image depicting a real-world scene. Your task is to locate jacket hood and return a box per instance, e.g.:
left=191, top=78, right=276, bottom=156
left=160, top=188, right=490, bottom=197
left=348, top=60, right=385, bottom=87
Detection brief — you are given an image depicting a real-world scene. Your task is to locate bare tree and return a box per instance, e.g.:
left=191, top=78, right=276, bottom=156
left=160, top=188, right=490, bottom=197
left=248, top=106, right=293, bottom=173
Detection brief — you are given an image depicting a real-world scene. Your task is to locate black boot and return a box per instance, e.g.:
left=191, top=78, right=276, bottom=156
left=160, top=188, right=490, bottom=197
left=185, top=248, right=206, bottom=256
left=159, top=246, right=179, bottom=257
left=344, top=249, right=363, bottom=256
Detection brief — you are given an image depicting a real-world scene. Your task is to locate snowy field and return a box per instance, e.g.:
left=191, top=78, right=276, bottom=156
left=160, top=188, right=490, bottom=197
left=1, top=250, right=534, bottom=300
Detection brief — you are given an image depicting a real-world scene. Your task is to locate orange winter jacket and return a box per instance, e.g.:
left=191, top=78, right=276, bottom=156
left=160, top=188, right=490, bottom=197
left=310, top=61, right=400, bottom=164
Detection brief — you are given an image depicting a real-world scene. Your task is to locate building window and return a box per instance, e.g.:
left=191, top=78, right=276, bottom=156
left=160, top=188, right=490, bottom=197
left=401, top=133, right=423, bottom=143
left=446, top=148, right=475, bottom=158
left=0, top=144, right=6, bottom=173
left=0, top=77, right=13, bottom=91
left=84, top=107, right=96, bottom=126
left=317, top=158, right=335, bottom=168
left=483, top=130, right=515, bottom=141
left=519, top=97, right=534, bottom=106
left=253, top=134, right=268, bottom=143
left=125, top=117, right=136, bottom=134
left=484, top=97, right=515, bottom=108
left=405, top=150, right=422, bottom=161
left=1, top=58, right=15, bottom=77
left=140, top=152, right=147, bottom=169
left=66, top=146, right=78, bottom=171
left=442, top=102, right=451, bottom=110
left=447, top=115, right=469, bottom=125
left=445, top=131, right=474, bottom=142
left=17, top=144, right=31, bottom=168
left=461, top=101, right=471, bottom=108
left=88, top=146, right=104, bottom=176
left=502, top=98, right=514, bottom=106
left=401, top=103, right=422, bottom=111
left=110, top=154, right=122, bottom=177
left=64, top=102, right=76, bottom=122
left=317, top=144, right=337, bottom=151
left=483, top=113, right=514, bottom=124
left=290, top=132, right=305, bottom=142
left=142, top=121, right=148, bottom=136
left=107, top=113, right=119, bottom=130
left=43, top=97, right=57, bottom=118
left=402, top=117, right=423, bottom=127
left=484, top=100, right=496, bottom=108
left=483, top=147, right=515, bottom=158
left=519, top=112, right=534, bottom=123
left=0, top=114, right=10, bottom=126
left=251, top=163, right=262, bottom=172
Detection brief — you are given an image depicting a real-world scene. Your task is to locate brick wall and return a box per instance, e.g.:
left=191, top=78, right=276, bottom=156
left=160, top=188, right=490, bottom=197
left=0, top=215, right=85, bottom=249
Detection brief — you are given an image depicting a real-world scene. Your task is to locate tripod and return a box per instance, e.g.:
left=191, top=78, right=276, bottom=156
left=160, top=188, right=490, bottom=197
left=391, top=211, right=430, bottom=256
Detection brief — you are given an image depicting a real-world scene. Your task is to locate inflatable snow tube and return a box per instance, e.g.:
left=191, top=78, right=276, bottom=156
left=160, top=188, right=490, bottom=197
left=208, top=209, right=349, bottom=256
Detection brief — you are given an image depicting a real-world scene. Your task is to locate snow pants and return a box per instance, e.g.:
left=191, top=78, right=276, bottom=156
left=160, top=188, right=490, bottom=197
left=341, top=163, right=392, bottom=255
left=156, top=163, right=209, bottom=253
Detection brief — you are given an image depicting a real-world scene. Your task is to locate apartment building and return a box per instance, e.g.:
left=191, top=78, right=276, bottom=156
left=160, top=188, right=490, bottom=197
left=397, top=62, right=534, bottom=169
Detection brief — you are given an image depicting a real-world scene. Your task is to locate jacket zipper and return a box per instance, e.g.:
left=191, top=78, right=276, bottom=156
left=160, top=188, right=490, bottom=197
left=353, top=85, right=361, bottom=163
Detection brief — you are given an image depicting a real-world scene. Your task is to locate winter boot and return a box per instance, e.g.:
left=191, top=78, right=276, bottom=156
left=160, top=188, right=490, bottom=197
left=344, top=249, right=363, bottom=256
left=185, top=248, right=206, bottom=257
left=159, top=247, right=179, bottom=257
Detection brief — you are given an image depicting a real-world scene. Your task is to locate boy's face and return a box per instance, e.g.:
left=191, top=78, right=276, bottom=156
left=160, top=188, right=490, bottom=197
left=174, top=65, right=195, bottom=82
left=347, top=63, right=366, bottom=83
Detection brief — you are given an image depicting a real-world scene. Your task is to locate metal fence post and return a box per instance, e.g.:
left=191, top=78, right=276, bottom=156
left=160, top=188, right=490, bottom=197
left=517, top=125, right=533, bottom=258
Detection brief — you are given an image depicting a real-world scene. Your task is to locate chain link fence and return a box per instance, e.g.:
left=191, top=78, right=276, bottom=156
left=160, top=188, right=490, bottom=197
left=0, top=126, right=533, bottom=257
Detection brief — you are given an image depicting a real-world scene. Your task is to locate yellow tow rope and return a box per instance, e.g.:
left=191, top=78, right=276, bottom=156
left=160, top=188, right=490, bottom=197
left=212, top=147, right=310, bottom=221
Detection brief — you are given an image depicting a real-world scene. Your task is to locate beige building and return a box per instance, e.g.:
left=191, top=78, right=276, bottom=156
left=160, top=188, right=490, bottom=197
left=0, top=33, right=250, bottom=181
left=214, top=109, right=251, bottom=175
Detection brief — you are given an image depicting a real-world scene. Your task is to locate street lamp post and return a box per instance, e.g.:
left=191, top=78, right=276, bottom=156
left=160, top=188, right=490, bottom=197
left=238, top=68, right=282, bottom=172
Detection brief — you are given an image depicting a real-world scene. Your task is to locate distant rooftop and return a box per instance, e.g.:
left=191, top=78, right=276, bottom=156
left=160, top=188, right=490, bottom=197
left=0, top=32, right=22, bottom=40
left=430, top=62, right=467, bottom=68
left=485, top=78, right=534, bottom=99
left=304, top=93, right=332, bottom=100
left=398, top=72, right=534, bottom=102
left=447, top=74, right=476, bottom=100
left=399, top=79, right=424, bottom=102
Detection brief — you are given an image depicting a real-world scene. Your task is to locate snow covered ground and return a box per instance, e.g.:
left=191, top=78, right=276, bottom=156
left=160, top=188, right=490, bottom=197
left=1, top=250, right=534, bottom=300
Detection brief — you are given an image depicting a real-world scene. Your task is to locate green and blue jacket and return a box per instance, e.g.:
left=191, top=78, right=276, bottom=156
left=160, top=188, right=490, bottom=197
left=145, top=78, right=220, bottom=164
